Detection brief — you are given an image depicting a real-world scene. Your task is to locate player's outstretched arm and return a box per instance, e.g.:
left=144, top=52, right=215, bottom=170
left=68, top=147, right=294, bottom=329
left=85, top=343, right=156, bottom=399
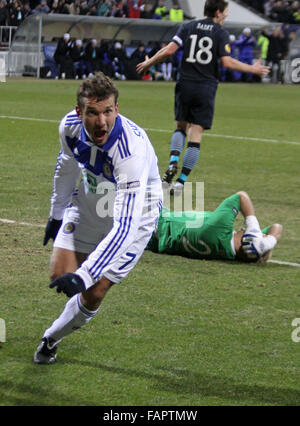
left=136, top=41, right=179, bottom=75
left=221, top=56, right=270, bottom=77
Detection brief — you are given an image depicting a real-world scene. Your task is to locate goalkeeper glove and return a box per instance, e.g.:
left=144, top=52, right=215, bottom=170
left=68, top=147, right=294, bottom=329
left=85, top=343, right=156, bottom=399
left=49, top=273, right=86, bottom=298
left=43, top=218, right=62, bottom=246
left=244, top=215, right=262, bottom=238
left=242, top=234, right=265, bottom=259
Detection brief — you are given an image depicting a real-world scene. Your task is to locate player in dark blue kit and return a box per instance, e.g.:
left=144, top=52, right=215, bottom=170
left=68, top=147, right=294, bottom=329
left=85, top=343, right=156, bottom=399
left=137, top=0, right=270, bottom=194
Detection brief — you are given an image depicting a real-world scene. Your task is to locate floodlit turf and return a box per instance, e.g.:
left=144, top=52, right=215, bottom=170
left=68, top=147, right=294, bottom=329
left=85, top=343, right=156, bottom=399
left=0, top=78, right=300, bottom=406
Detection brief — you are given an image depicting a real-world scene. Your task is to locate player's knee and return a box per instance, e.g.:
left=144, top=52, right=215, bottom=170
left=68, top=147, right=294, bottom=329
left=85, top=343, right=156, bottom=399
left=176, top=122, right=187, bottom=134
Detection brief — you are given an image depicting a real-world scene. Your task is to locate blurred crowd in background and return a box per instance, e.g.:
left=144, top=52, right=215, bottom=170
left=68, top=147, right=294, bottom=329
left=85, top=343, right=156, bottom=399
left=1, top=0, right=300, bottom=28
left=243, top=0, right=300, bottom=24
left=0, top=0, right=192, bottom=28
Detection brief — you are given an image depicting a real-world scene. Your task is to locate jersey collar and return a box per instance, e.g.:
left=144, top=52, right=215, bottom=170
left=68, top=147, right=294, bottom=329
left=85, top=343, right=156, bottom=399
left=80, top=115, right=123, bottom=151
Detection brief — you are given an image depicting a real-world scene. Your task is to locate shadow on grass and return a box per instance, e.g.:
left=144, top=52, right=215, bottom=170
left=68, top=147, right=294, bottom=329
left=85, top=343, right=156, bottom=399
left=1, top=358, right=299, bottom=406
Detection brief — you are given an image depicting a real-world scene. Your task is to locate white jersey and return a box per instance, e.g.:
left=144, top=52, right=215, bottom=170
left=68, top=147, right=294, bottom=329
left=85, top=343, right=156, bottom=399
left=50, top=110, right=163, bottom=288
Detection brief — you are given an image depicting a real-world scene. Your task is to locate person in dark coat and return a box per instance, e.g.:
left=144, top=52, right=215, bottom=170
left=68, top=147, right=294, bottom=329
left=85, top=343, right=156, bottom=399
left=54, top=33, right=74, bottom=79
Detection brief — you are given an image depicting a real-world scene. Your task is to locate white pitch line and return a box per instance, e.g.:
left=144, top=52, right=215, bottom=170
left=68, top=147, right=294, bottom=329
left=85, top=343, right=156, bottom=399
left=144, top=127, right=300, bottom=146
left=268, top=259, right=300, bottom=268
left=1, top=217, right=299, bottom=268
left=0, top=115, right=59, bottom=123
left=1, top=115, right=300, bottom=147
left=0, top=218, right=44, bottom=228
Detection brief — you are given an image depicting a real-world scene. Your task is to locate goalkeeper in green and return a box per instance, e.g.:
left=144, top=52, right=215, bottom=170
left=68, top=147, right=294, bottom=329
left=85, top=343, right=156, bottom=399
left=147, top=191, right=282, bottom=263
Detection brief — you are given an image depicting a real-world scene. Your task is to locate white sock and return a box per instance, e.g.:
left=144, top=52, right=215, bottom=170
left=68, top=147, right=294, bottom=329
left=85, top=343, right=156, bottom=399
left=245, top=215, right=261, bottom=236
left=43, top=295, right=99, bottom=343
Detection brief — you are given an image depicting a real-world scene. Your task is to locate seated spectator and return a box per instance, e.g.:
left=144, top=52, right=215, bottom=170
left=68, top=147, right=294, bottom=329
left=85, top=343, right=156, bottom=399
left=0, top=1, right=9, bottom=27
left=129, top=43, right=148, bottom=79
left=8, top=0, right=24, bottom=26
left=98, top=40, right=115, bottom=77
left=292, top=2, right=300, bottom=22
left=32, top=1, right=46, bottom=14
left=169, top=1, right=184, bottom=21
left=53, top=33, right=74, bottom=79
left=69, top=0, right=80, bottom=15
left=62, top=0, right=80, bottom=14
left=70, top=39, right=87, bottom=78
left=79, top=0, right=89, bottom=15
left=141, top=2, right=154, bottom=18
left=49, top=0, right=60, bottom=13
left=56, top=0, right=70, bottom=14
left=131, top=43, right=147, bottom=62
left=97, top=0, right=112, bottom=16
left=32, top=0, right=49, bottom=14
left=40, top=0, right=49, bottom=13
left=87, top=4, right=98, bottom=15
left=109, top=40, right=127, bottom=79
left=110, top=0, right=128, bottom=17
left=153, top=0, right=168, bottom=20
left=269, top=0, right=293, bottom=22
left=127, top=0, right=143, bottom=18
left=23, top=1, right=32, bottom=18
left=84, top=38, right=101, bottom=76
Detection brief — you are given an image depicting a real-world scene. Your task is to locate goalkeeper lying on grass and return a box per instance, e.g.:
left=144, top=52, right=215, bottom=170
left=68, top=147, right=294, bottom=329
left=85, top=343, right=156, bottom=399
left=147, top=191, right=282, bottom=263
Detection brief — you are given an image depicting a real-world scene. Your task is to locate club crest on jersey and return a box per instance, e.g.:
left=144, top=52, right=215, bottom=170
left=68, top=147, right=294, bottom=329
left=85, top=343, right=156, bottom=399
left=103, top=162, right=113, bottom=179
left=63, top=222, right=76, bottom=234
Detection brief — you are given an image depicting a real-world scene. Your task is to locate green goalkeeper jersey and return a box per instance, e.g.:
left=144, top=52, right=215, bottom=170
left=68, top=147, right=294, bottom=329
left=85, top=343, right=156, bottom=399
left=147, top=194, right=270, bottom=261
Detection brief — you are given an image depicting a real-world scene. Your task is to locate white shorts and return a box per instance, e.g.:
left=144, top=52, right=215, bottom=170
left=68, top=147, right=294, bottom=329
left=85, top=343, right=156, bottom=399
left=54, top=203, right=159, bottom=284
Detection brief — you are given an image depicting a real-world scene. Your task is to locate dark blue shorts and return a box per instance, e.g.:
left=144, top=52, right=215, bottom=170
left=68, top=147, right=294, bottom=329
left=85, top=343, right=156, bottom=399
left=174, top=80, right=217, bottom=129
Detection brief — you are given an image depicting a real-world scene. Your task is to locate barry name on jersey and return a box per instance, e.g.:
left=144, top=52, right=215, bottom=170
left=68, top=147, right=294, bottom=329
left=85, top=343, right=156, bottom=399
left=196, top=23, right=213, bottom=31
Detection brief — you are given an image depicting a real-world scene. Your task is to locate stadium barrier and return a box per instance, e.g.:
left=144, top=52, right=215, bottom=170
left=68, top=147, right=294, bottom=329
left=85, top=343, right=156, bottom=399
left=0, top=26, right=17, bottom=51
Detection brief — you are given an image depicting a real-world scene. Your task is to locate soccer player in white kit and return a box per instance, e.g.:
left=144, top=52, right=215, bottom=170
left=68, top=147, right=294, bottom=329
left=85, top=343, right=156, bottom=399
left=34, top=72, right=163, bottom=364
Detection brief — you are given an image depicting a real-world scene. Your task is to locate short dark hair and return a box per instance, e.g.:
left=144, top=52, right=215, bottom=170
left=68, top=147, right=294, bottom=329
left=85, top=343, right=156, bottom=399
left=77, top=72, right=119, bottom=110
left=204, top=0, right=228, bottom=17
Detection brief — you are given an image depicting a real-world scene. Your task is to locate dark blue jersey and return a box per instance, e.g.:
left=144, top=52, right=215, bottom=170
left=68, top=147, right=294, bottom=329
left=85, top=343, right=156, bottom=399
left=173, top=18, right=230, bottom=84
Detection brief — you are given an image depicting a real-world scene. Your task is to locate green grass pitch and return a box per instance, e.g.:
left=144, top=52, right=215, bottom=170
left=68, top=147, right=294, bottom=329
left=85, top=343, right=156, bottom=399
left=0, top=78, right=300, bottom=406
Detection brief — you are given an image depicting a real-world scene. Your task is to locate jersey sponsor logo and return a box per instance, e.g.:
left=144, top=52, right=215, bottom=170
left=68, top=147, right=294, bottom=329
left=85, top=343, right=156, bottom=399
left=84, top=172, right=98, bottom=193
left=63, top=222, right=76, bottom=234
